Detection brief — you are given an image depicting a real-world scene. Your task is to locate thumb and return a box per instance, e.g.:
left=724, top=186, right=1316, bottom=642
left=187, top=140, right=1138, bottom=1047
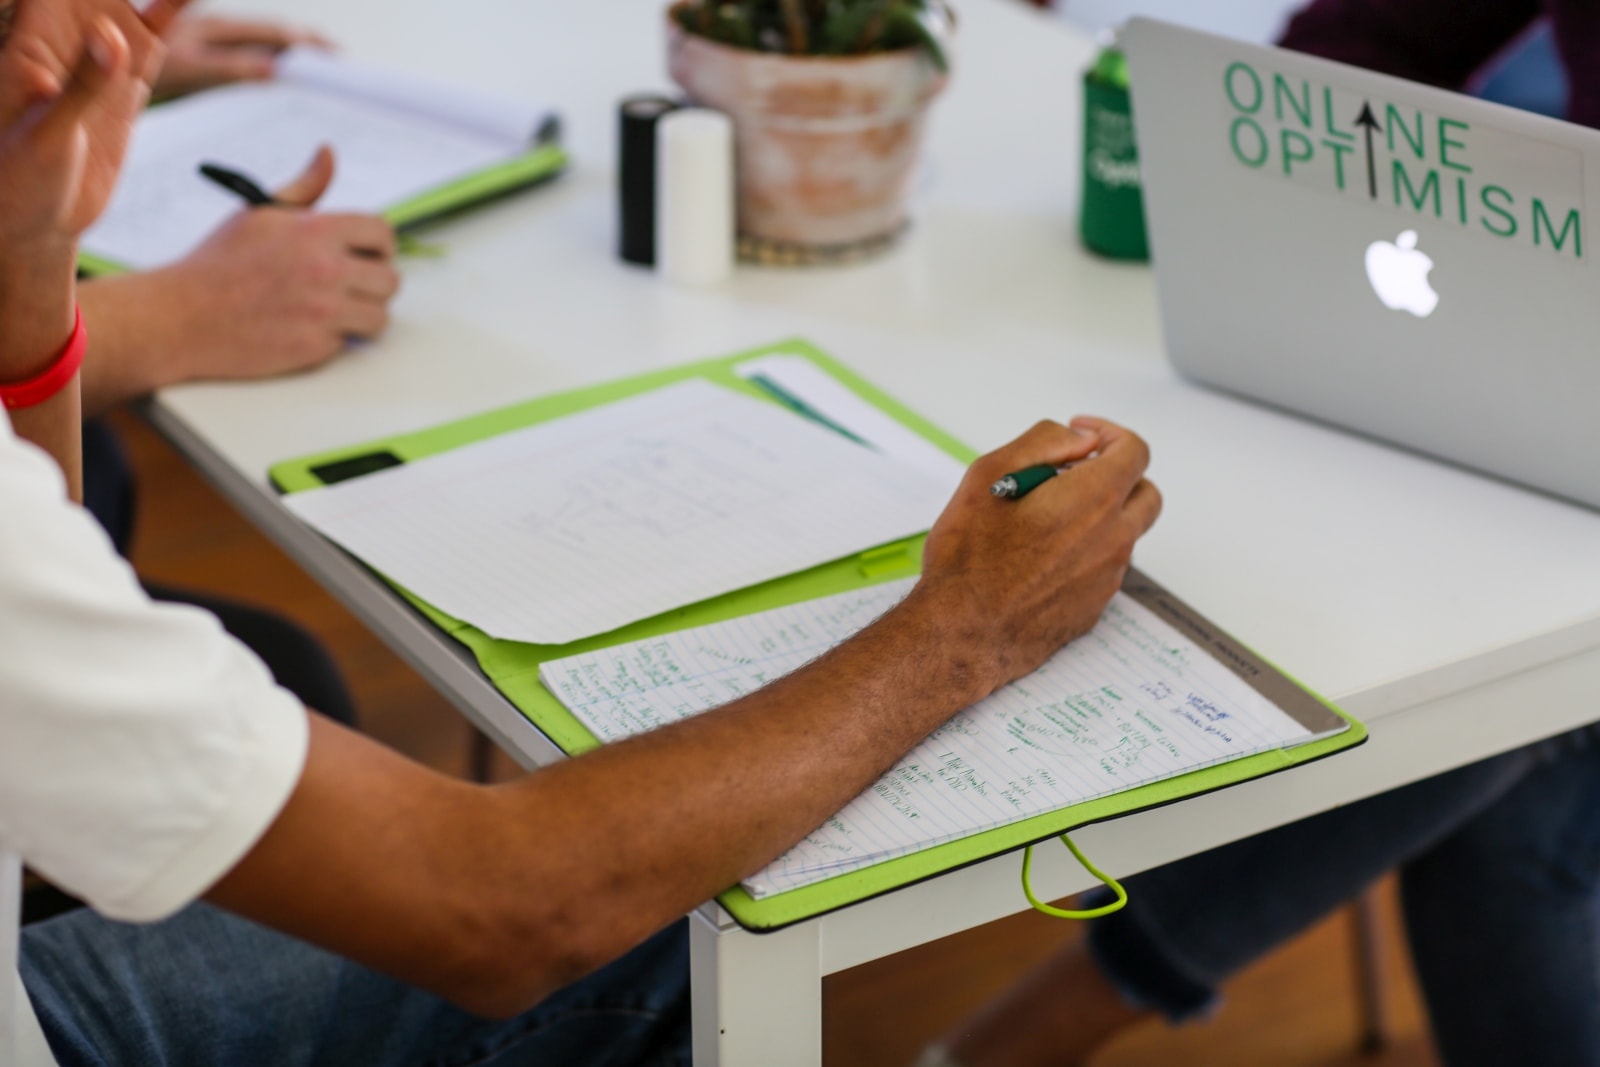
left=274, top=144, right=335, bottom=206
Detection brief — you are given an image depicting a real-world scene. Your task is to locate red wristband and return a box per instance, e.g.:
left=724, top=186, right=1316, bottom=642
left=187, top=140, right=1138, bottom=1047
left=1, top=306, right=87, bottom=411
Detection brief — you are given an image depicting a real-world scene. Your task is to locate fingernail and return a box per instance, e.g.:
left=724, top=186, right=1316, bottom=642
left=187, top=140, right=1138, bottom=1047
left=88, top=18, right=120, bottom=68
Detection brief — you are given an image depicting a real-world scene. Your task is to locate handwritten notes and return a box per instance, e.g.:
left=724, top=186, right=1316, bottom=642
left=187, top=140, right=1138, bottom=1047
left=540, top=578, right=1317, bottom=898
left=284, top=381, right=954, bottom=645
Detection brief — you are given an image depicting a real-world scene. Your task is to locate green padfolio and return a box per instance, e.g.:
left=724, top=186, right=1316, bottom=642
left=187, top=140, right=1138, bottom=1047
left=79, top=143, right=569, bottom=277
left=270, top=339, right=1366, bottom=931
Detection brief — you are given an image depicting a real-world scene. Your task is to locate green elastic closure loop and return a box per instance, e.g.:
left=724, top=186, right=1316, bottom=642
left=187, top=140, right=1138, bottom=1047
left=858, top=541, right=916, bottom=578
left=396, top=233, right=447, bottom=258
left=1021, top=833, right=1128, bottom=920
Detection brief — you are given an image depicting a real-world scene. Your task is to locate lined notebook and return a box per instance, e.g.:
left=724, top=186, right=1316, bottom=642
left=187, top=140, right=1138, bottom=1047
left=266, top=338, right=1364, bottom=927
left=282, top=380, right=955, bottom=645
left=541, top=576, right=1340, bottom=898
left=82, top=47, right=560, bottom=272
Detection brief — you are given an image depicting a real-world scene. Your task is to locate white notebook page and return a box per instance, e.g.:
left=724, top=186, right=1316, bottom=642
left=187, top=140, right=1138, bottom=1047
left=83, top=48, right=547, bottom=270
left=276, top=47, right=549, bottom=145
left=285, top=381, right=955, bottom=645
left=733, top=354, right=969, bottom=496
left=540, top=578, right=1315, bottom=898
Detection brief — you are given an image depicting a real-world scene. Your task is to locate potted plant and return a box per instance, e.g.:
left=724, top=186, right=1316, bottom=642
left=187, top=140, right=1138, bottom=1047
left=668, top=0, right=954, bottom=261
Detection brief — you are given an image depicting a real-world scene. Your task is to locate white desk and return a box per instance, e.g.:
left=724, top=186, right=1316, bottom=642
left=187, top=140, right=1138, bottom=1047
left=150, top=1, right=1600, bottom=1062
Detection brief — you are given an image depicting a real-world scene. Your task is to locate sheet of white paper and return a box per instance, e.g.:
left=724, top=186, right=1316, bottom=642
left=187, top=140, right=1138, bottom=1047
left=82, top=62, right=536, bottom=270
left=734, top=355, right=969, bottom=497
left=277, top=47, right=551, bottom=145
left=540, top=578, right=1315, bottom=898
left=284, top=381, right=954, bottom=645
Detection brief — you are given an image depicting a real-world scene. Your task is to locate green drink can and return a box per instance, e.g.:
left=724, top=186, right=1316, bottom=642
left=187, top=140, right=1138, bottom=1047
left=1079, top=39, right=1149, bottom=261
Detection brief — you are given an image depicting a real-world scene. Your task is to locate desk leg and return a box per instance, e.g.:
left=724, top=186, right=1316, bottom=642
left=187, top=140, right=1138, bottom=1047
left=691, top=910, right=822, bottom=1066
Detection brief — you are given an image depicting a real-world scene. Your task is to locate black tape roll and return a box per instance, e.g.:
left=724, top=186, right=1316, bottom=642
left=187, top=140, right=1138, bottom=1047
left=618, top=94, right=680, bottom=266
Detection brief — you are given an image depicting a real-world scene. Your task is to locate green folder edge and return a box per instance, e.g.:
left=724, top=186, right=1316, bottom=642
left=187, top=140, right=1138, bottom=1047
left=77, top=143, right=569, bottom=277
left=269, top=338, right=1367, bottom=932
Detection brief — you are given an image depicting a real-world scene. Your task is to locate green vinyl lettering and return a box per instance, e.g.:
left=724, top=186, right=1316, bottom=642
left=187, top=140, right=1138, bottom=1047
left=1480, top=184, right=1517, bottom=237
left=1273, top=74, right=1313, bottom=126
left=1322, top=86, right=1354, bottom=140
left=1224, top=62, right=1263, bottom=113
left=1322, top=138, right=1354, bottom=189
left=1386, top=104, right=1426, bottom=159
left=1230, top=116, right=1269, bottom=167
left=1533, top=199, right=1582, bottom=258
left=1438, top=118, right=1472, bottom=172
left=1393, top=159, right=1441, bottom=217
left=1281, top=129, right=1314, bottom=175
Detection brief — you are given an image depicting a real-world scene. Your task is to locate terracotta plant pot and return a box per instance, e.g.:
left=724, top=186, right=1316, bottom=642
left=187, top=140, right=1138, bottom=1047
left=667, top=7, right=950, bottom=252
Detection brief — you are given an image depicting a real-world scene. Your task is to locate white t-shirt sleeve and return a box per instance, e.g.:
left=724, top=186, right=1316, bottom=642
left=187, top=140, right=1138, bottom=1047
left=0, top=416, right=308, bottom=922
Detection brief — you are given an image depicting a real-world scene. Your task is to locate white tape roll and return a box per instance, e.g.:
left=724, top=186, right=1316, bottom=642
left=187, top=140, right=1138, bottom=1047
left=655, top=108, right=735, bottom=286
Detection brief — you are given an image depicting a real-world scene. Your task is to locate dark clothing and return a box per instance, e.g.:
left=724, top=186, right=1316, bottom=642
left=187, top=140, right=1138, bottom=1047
left=80, top=417, right=358, bottom=726
left=24, top=906, right=691, bottom=1067
left=1087, top=726, right=1600, bottom=1066
left=1281, top=0, right=1600, bottom=128
left=80, top=419, right=136, bottom=556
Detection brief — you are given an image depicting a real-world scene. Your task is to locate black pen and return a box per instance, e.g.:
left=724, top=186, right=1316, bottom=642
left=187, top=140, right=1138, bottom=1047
left=197, top=161, right=439, bottom=257
left=198, top=162, right=280, bottom=206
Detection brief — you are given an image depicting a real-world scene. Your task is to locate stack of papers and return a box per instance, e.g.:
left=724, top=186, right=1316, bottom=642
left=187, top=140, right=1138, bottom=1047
left=540, top=578, right=1320, bottom=898
left=283, top=380, right=956, bottom=645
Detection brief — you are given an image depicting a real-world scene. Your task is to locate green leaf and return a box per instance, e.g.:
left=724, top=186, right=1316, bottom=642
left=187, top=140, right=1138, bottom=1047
left=679, top=0, right=951, bottom=63
left=819, top=0, right=888, bottom=54
left=881, top=2, right=949, bottom=70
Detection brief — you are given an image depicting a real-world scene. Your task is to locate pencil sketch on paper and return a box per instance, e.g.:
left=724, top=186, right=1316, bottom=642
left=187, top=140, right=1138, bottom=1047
left=513, top=438, right=782, bottom=556
left=284, top=379, right=953, bottom=644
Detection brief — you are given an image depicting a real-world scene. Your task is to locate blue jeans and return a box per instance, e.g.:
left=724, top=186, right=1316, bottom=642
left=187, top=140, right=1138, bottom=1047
left=1085, top=724, right=1600, bottom=1067
left=20, top=904, right=691, bottom=1066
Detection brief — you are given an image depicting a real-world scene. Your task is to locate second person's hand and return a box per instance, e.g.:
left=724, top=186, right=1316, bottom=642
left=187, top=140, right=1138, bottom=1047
left=154, top=14, right=331, bottom=98
left=155, top=145, right=399, bottom=378
left=77, top=145, right=401, bottom=411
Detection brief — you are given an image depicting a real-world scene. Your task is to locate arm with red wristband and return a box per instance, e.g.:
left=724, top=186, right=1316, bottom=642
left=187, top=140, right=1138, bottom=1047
left=0, top=0, right=190, bottom=498
left=1, top=305, right=86, bottom=411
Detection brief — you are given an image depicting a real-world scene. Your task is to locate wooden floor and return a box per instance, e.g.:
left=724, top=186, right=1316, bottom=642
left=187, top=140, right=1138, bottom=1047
left=111, top=407, right=1444, bottom=1066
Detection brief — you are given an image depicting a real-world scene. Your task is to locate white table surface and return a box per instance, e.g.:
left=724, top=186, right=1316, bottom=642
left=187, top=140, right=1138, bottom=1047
left=149, top=0, right=1600, bottom=1061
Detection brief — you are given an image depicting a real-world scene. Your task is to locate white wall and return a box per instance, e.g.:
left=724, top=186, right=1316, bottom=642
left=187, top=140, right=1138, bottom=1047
left=1054, top=0, right=1303, bottom=44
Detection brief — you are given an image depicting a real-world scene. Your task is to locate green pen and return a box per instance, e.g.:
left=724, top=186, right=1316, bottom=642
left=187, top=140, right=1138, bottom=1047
left=990, top=464, right=1072, bottom=500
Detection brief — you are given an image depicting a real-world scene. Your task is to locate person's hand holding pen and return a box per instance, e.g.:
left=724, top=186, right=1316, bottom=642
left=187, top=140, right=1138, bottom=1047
left=909, top=417, right=1162, bottom=694
left=77, top=145, right=401, bottom=408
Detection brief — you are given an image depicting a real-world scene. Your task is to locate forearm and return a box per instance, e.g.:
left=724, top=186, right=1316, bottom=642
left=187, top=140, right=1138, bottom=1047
left=8, top=384, right=84, bottom=499
left=0, top=247, right=85, bottom=498
left=481, top=587, right=997, bottom=971
left=213, top=588, right=1000, bottom=1016
left=77, top=269, right=195, bottom=416
left=213, top=419, right=1157, bottom=1017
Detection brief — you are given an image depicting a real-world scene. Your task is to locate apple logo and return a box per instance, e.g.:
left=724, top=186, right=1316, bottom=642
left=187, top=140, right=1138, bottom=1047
left=1365, top=230, right=1439, bottom=318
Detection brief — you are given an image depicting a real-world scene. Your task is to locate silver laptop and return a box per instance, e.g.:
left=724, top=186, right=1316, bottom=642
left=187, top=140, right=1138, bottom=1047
left=1122, top=18, right=1600, bottom=508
